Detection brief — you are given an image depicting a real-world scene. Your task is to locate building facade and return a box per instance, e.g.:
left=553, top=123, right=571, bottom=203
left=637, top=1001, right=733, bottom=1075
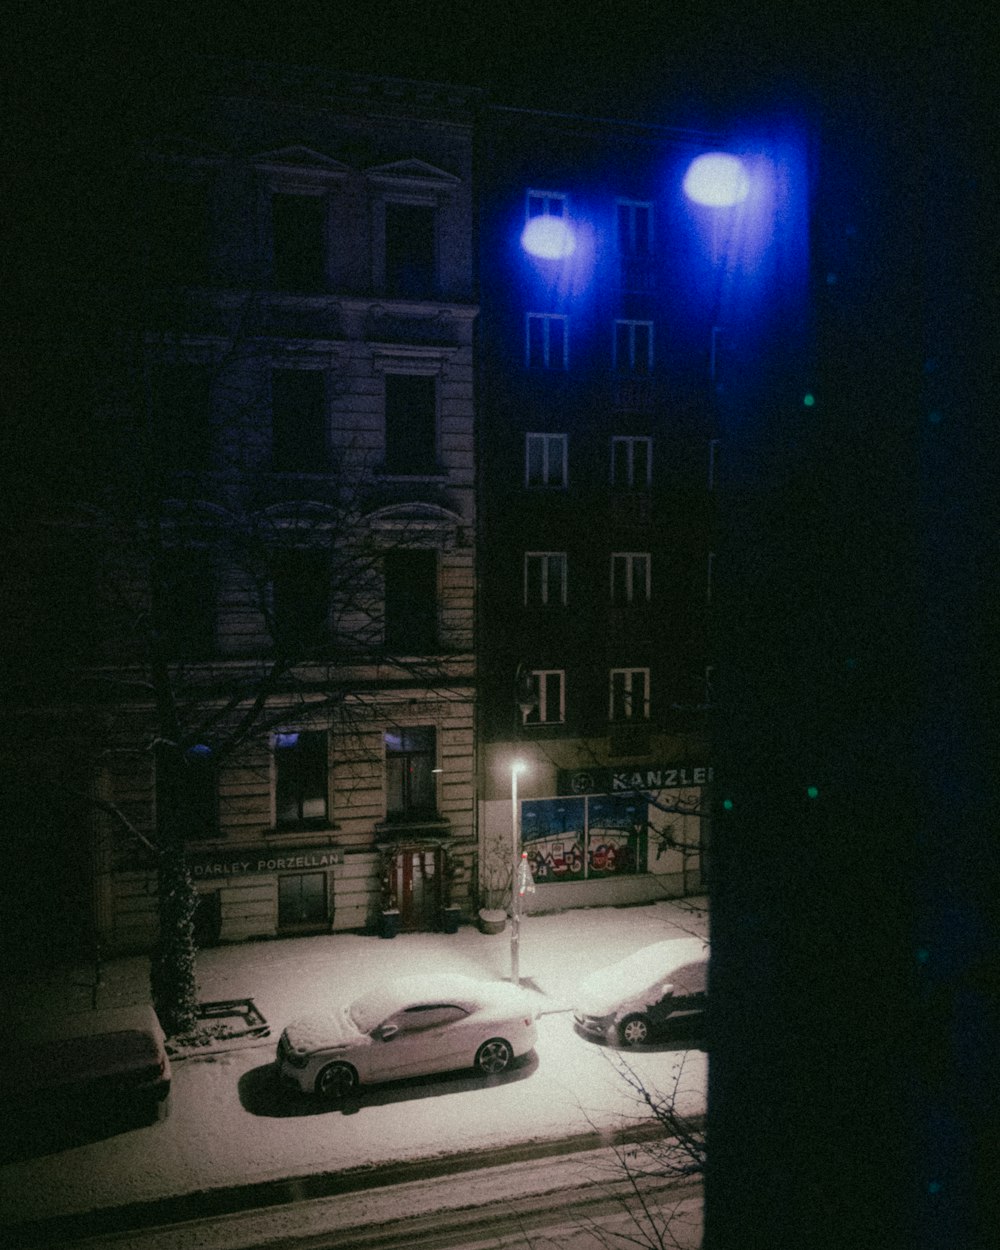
left=475, top=108, right=717, bottom=916
left=5, top=64, right=480, bottom=956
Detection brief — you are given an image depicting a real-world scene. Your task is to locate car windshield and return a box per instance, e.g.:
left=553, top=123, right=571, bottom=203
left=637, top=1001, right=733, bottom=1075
left=349, top=986, right=400, bottom=1034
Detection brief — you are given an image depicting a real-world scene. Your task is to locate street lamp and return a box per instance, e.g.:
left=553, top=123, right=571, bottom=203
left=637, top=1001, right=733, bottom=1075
left=510, top=760, right=527, bottom=985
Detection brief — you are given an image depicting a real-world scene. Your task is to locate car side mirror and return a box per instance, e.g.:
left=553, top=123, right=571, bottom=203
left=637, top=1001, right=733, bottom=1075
left=376, top=1023, right=398, bottom=1041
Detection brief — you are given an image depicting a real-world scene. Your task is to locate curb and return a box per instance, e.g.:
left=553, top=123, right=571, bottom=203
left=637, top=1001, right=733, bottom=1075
left=4, top=1118, right=705, bottom=1248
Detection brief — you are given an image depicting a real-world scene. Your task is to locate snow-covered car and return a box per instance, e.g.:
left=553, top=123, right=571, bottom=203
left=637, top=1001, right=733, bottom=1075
left=277, top=973, right=538, bottom=1100
left=5, top=1004, right=172, bottom=1121
left=573, top=937, right=708, bottom=1046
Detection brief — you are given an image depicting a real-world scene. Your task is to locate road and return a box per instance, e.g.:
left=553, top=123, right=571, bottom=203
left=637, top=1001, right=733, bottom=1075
left=62, top=1147, right=703, bottom=1250
left=3, top=1012, right=706, bottom=1247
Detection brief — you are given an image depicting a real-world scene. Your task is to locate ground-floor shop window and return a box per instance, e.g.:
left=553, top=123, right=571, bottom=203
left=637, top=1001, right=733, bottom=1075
left=521, top=794, right=650, bottom=883
left=278, top=871, right=327, bottom=928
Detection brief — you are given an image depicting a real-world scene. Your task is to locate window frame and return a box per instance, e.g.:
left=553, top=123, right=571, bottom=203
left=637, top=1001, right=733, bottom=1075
left=273, top=729, right=330, bottom=828
left=526, top=312, right=569, bottom=370
left=615, top=199, right=654, bottom=255
left=269, top=188, right=328, bottom=291
left=523, top=669, right=566, bottom=726
left=526, top=189, right=568, bottom=221
left=270, top=365, right=328, bottom=473
left=610, top=552, right=651, bottom=604
left=524, top=552, right=568, bottom=606
left=611, top=435, right=653, bottom=488
left=609, top=667, right=651, bottom=722
left=525, top=432, right=568, bottom=489
left=384, top=371, right=439, bottom=476
left=384, top=725, right=438, bottom=821
left=613, top=320, right=655, bottom=374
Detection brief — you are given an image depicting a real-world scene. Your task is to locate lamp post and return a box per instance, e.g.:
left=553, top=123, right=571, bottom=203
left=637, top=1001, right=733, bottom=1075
left=509, top=760, right=527, bottom=985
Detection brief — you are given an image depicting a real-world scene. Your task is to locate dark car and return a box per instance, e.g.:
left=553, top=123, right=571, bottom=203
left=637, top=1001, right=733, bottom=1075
left=573, top=937, right=708, bottom=1046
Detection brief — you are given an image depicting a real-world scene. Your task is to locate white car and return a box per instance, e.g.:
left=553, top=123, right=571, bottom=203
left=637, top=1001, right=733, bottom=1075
left=277, top=973, right=538, bottom=1100
left=573, top=937, right=708, bottom=1046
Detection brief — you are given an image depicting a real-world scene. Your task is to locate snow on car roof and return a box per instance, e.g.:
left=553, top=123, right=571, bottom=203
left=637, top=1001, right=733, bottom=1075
left=350, top=974, right=490, bottom=1032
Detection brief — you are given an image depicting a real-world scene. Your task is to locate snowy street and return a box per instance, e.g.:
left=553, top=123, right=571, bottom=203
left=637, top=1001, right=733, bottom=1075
left=2, top=900, right=707, bottom=1242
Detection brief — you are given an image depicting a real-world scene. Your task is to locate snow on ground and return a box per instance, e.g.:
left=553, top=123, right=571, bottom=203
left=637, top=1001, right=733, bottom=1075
left=1, top=898, right=708, bottom=1228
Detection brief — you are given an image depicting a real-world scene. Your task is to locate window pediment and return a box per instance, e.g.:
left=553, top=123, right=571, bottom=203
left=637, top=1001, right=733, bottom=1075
left=253, top=146, right=351, bottom=178
left=366, top=158, right=460, bottom=190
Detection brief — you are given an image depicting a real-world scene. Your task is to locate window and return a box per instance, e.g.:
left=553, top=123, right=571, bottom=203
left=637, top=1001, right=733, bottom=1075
left=271, top=549, right=330, bottom=648
left=611, top=553, right=651, bottom=604
left=616, top=200, right=653, bottom=255
left=524, top=552, right=567, bottom=606
left=384, top=374, right=438, bottom=474
left=274, top=731, right=328, bottom=826
left=526, top=313, right=568, bottom=370
left=278, top=873, right=327, bottom=928
left=384, top=549, right=437, bottom=653
left=271, top=369, right=327, bottom=472
left=525, top=433, right=568, bottom=488
left=271, top=191, right=326, bottom=290
left=146, top=180, right=210, bottom=284
left=526, top=190, right=568, bottom=221
left=614, top=320, right=654, bottom=374
left=610, top=667, right=650, bottom=721
left=611, top=436, right=653, bottom=488
left=150, top=363, right=213, bottom=473
left=523, top=670, right=565, bottom=726
left=157, top=748, right=217, bottom=842
left=385, top=726, right=437, bottom=819
left=385, top=202, right=436, bottom=296
left=154, top=548, right=215, bottom=656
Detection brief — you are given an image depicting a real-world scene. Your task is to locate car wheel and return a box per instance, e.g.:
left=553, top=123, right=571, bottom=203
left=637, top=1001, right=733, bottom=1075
left=475, top=1038, right=513, bottom=1075
left=316, top=1061, right=358, bottom=1101
left=618, top=1014, right=651, bottom=1046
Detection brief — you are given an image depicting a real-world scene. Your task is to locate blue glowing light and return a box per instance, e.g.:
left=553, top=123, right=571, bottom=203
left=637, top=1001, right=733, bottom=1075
left=184, top=743, right=212, bottom=760
left=683, top=152, right=751, bottom=208
left=521, top=214, right=577, bottom=260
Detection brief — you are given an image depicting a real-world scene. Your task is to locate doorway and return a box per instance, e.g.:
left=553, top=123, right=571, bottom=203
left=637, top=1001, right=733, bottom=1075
left=393, top=849, right=443, bottom=932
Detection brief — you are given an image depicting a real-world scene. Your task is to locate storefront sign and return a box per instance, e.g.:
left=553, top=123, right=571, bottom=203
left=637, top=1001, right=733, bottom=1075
left=558, top=764, right=713, bottom=796
left=188, top=847, right=344, bottom=880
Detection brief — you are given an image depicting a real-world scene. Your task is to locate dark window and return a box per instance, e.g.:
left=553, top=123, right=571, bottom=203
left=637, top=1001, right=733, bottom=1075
left=616, top=200, right=653, bottom=255
left=527, top=314, right=568, bottom=369
left=385, top=374, right=437, bottom=474
left=385, top=726, right=437, bottom=819
left=274, top=731, right=328, bottom=826
left=385, top=549, right=437, bottom=652
left=154, top=548, right=215, bottom=657
left=611, top=436, right=653, bottom=488
left=157, top=748, right=218, bottom=842
left=278, top=872, right=327, bottom=927
left=271, top=192, right=326, bottom=290
left=150, top=363, right=213, bottom=473
left=525, top=433, right=567, bottom=488
left=385, top=203, right=436, bottom=296
left=271, top=549, right=330, bottom=649
left=271, top=369, right=327, bottom=471
left=523, top=670, right=565, bottom=725
left=146, top=181, right=210, bottom=284
left=614, top=321, right=654, bottom=374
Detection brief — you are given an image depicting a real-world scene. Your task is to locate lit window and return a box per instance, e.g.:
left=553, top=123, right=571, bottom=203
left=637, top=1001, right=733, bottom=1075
left=610, top=553, right=651, bottom=604
left=610, top=668, right=650, bottom=721
left=525, top=433, right=568, bottom=488
left=385, top=726, right=437, bottom=819
left=523, top=670, right=565, bottom=725
left=271, top=368, right=327, bottom=472
left=611, top=436, right=653, bottom=487
left=526, top=313, right=568, bottom=370
left=524, top=553, right=567, bottom=606
left=274, top=731, right=328, bottom=826
left=614, top=321, right=654, bottom=374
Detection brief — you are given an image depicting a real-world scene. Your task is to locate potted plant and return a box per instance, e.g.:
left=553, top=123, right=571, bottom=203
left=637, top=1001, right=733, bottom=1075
left=477, top=828, right=513, bottom=934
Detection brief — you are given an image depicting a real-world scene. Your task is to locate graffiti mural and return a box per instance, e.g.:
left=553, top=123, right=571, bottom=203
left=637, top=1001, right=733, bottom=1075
left=520, top=794, right=649, bottom=882
left=521, top=797, right=586, bottom=882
